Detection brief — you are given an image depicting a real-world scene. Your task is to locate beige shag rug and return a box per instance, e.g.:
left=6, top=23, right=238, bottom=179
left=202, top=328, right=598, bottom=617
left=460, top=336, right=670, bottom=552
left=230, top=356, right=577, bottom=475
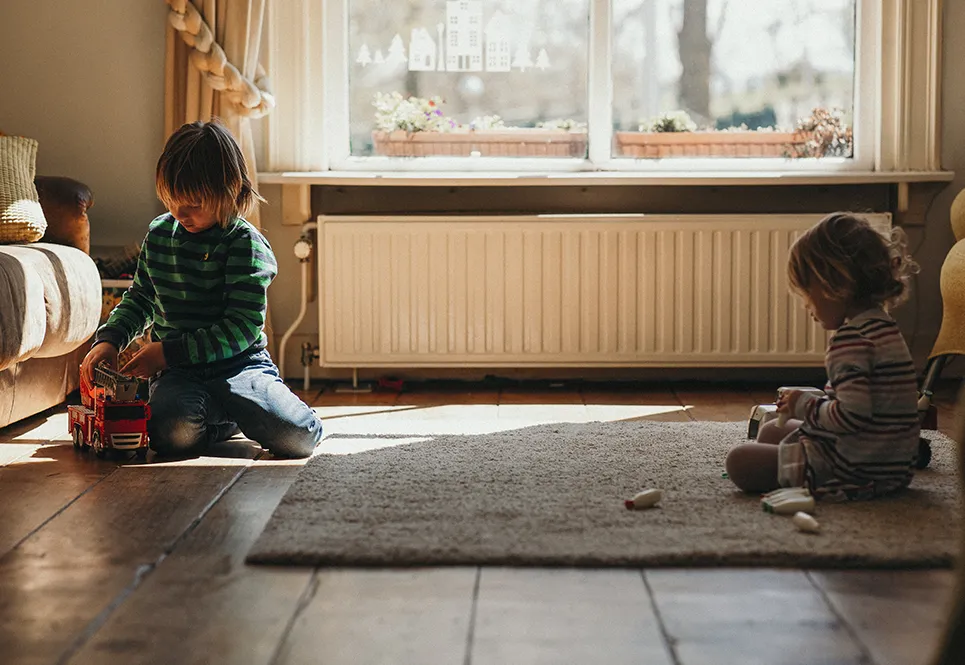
left=247, top=421, right=962, bottom=568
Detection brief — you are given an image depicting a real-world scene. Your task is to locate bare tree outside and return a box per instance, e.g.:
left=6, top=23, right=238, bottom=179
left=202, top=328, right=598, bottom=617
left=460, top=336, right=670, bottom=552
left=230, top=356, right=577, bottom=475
left=677, top=0, right=711, bottom=124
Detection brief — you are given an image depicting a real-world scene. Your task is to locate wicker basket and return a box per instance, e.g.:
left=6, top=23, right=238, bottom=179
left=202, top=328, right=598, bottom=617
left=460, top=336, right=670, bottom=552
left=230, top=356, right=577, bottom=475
left=0, top=136, right=46, bottom=244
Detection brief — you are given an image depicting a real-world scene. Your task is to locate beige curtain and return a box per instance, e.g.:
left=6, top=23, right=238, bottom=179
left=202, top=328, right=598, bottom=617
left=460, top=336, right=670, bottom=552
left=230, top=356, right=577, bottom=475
left=163, top=0, right=272, bottom=227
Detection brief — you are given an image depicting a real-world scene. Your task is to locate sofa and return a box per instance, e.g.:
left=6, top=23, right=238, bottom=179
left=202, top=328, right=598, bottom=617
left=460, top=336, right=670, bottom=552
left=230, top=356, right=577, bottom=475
left=0, top=176, right=101, bottom=429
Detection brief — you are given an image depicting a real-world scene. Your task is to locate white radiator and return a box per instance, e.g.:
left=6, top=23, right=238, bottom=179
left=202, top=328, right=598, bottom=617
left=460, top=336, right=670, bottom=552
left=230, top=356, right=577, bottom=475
left=316, top=213, right=891, bottom=368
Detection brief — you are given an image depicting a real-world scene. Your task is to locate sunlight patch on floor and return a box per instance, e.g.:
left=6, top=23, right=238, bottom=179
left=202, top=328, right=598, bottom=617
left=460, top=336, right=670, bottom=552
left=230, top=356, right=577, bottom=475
left=312, top=405, right=423, bottom=420
left=131, top=455, right=256, bottom=469
left=1, top=402, right=692, bottom=464
left=317, top=436, right=433, bottom=455
left=1, top=413, right=71, bottom=443
left=317, top=403, right=688, bottom=438
left=0, top=444, right=57, bottom=466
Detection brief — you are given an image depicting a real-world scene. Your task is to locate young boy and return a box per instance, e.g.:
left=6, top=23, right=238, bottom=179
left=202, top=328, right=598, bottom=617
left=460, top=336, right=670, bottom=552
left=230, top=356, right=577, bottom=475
left=81, top=120, right=322, bottom=458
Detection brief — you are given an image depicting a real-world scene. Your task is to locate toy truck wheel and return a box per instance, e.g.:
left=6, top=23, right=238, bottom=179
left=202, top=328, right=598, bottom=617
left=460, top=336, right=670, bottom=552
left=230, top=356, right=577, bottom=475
left=72, top=426, right=82, bottom=450
left=92, top=431, right=107, bottom=459
left=135, top=448, right=148, bottom=460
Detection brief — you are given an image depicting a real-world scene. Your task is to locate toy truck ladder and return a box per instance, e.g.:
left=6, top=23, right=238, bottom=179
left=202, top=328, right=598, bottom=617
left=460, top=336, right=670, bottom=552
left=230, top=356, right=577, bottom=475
left=94, top=364, right=139, bottom=402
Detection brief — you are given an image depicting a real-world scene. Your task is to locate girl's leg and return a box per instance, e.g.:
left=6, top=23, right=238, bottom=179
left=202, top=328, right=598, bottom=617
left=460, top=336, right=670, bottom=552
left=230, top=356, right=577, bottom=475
left=210, top=351, right=323, bottom=459
left=756, top=418, right=802, bottom=444
left=725, top=418, right=803, bottom=493
left=148, top=369, right=227, bottom=457
left=725, top=443, right=780, bottom=493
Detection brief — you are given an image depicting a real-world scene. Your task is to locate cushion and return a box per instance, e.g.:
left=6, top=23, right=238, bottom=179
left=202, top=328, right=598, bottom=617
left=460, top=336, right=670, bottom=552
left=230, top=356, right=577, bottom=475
left=0, top=136, right=47, bottom=244
left=0, top=243, right=101, bottom=371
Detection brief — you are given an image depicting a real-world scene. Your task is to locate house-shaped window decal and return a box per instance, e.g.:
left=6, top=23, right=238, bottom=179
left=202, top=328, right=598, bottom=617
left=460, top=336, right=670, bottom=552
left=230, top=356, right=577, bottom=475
left=408, top=27, right=436, bottom=71
left=485, top=10, right=511, bottom=72
left=445, top=0, right=483, bottom=72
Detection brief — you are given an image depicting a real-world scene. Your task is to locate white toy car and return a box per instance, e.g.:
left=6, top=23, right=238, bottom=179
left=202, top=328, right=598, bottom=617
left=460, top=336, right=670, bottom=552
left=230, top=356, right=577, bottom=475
left=746, top=387, right=826, bottom=439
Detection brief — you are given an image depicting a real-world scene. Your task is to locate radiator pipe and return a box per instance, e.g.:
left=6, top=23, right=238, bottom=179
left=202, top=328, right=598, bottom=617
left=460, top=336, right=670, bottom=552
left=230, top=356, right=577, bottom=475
left=278, top=222, right=317, bottom=382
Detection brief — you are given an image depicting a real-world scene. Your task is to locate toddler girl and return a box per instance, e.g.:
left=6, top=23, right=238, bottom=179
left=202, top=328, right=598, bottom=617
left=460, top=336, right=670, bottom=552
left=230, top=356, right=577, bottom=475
left=726, top=212, right=920, bottom=500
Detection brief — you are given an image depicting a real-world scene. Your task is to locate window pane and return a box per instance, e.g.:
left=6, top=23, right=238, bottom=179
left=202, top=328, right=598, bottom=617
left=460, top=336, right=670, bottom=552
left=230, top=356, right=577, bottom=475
left=349, top=0, right=589, bottom=158
left=612, top=0, right=856, bottom=159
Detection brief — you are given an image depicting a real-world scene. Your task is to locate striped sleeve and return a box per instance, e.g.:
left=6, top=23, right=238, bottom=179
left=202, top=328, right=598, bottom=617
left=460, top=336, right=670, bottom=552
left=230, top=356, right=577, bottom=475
left=793, top=324, right=874, bottom=434
left=160, top=230, right=277, bottom=366
left=94, top=240, right=155, bottom=352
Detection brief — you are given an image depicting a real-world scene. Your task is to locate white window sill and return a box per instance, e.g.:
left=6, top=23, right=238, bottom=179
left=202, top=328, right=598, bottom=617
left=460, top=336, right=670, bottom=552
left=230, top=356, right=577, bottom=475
left=257, top=170, right=954, bottom=187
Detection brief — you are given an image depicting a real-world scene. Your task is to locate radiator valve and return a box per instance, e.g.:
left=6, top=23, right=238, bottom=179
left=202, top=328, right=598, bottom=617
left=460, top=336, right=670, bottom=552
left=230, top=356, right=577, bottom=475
left=293, top=234, right=313, bottom=262
left=300, top=342, right=319, bottom=367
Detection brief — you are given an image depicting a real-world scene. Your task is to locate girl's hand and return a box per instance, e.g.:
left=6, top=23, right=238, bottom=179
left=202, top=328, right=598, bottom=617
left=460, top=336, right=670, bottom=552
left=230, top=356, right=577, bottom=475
left=776, top=389, right=804, bottom=416
left=119, top=342, right=168, bottom=380
left=81, top=343, right=118, bottom=384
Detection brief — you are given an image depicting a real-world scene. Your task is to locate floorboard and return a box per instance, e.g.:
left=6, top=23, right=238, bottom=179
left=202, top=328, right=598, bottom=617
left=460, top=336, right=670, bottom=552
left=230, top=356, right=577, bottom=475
left=810, top=569, right=957, bottom=665
left=0, top=459, right=251, bottom=665
left=0, top=444, right=117, bottom=557
left=68, top=464, right=311, bottom=665
left=274, top=568, right=477, bottom=665
left=645, top=568, right=871, bottom=665
left=471, top=568, right=674, bottom=665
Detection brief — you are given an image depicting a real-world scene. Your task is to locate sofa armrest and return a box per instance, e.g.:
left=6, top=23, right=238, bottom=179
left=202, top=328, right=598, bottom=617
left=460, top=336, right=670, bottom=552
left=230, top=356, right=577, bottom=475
left=35, top=176, right=94, bottom=255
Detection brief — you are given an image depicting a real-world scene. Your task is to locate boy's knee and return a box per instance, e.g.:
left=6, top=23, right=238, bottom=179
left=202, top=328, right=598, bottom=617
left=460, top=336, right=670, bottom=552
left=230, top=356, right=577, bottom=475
left=259, top=419, right=323, bottom=459
left=148, top=412, right=206, bottom=456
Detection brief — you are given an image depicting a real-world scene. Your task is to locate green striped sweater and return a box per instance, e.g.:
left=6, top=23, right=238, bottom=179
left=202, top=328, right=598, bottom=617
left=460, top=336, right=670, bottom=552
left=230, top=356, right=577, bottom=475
left=95, top=214, right=277, bottom=367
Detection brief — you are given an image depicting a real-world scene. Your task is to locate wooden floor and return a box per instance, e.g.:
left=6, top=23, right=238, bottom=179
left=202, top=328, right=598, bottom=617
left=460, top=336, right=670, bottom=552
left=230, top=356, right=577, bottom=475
left=0, top=379, right=960, bottom=665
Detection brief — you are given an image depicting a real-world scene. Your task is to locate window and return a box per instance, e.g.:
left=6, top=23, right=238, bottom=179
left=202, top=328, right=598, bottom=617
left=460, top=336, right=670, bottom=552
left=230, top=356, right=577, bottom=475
left=343, top=0, right=859, bottom=166
left=611, top=0, right=856, bottom=161
left=265, top=0, right=941, bottom=175
left=349, top=0, right=589, bottom=160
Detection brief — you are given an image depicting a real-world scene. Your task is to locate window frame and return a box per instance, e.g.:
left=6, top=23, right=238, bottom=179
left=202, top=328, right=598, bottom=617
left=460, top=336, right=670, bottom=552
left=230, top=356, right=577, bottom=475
left=321, top=0, right=877, bottom=173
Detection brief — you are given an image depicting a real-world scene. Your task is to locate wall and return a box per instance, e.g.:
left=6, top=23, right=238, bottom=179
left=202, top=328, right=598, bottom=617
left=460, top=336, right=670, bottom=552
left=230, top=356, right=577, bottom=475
left=0, top=0, right=168, bottom=244
left=2, top=1, right=963, bottom=382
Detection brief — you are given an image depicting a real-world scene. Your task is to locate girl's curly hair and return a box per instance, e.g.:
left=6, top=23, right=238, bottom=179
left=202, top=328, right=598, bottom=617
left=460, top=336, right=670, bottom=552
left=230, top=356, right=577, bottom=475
left=787, top=212, right=919, bottom=310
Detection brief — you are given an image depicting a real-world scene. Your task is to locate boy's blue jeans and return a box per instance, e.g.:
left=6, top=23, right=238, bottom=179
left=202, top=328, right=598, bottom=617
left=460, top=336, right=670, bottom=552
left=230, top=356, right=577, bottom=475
left=147, top=349, right=322, bottom=459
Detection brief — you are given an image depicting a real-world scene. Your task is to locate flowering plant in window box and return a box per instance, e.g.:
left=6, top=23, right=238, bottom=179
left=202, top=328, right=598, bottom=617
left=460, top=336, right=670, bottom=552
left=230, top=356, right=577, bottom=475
left=614, top=110, right=812, bottom=159
left=784, top=107, right=853, bottom=158
left=371, top=93, right=587, bottom=158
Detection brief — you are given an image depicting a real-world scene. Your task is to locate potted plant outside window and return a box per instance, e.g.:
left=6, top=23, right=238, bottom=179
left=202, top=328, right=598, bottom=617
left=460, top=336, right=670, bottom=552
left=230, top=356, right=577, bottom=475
left=371, top=93, right=588, bottom=158
left=614, top=110, right=814, bottom=158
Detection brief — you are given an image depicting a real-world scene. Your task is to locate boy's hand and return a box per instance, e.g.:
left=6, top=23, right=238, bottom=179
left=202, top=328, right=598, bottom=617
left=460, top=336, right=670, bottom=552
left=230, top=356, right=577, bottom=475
left=119, top=342, right=168, bottom=380
left=81, top=343, right=118, bottom=384
left=776, top=389, right=804, bottom=416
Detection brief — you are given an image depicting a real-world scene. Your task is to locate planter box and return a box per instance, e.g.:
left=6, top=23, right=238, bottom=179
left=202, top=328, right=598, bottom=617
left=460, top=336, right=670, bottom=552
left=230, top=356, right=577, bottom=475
left=614, top=130, right=808, bottom=158
left=372, top=130, right=588, bottom=158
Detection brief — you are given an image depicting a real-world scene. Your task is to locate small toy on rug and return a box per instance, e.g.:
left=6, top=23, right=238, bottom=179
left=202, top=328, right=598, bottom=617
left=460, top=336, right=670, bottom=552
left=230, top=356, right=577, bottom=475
left=761, top=486, right=815, bottom=515
left=791, top=511, right=821, bottom=534
left=625, top=488, right=662, bottom=510
left=746, top=386, right=827, bottom=437
left=746, top=403, right=779, bottom=438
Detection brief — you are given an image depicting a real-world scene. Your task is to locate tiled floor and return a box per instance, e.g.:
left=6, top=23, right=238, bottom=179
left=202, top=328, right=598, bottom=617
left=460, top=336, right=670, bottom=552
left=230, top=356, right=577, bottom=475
left=0, top=379, right=960, bottom=665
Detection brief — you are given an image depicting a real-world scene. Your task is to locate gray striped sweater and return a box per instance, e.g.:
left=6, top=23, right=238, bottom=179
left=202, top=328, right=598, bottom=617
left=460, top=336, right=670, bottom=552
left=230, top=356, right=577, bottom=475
left=780, top=308, right=920, bottom=499
left=95, top=214, right=277, bottom=367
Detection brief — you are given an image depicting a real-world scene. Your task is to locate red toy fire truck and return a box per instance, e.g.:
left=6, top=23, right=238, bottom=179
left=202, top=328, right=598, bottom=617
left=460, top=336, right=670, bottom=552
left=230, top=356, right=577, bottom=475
left=69, top=362, right=150, bottom=459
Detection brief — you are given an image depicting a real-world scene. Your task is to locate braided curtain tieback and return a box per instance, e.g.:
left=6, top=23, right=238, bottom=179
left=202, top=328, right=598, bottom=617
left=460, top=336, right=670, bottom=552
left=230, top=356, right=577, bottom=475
left=165, top=0, right=275, bottom=118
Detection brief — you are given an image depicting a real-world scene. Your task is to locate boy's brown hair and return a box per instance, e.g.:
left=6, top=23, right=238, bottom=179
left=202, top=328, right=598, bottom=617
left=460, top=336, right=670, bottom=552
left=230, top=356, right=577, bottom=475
left=787, top=212, right=918, bottom=311
left=156, top=120, right=265, bottom=227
